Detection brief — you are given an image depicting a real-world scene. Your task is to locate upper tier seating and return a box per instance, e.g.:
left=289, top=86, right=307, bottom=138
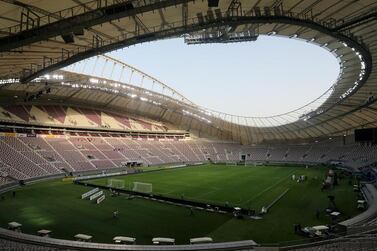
left=0, top=105, right=168, bottom=132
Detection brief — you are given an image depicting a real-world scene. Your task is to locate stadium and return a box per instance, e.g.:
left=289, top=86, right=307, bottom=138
left=0, top=0, right=377, bottom=250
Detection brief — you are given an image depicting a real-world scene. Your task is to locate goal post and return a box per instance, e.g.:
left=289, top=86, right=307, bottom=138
left=132, top=182, right=153, bottom=194
left=225, top=161, right=238, bottom=166
left=107, top=179, right=125, bottom=189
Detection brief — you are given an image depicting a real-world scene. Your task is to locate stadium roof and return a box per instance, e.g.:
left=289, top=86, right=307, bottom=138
left=0, top=0, right=377, bottom=144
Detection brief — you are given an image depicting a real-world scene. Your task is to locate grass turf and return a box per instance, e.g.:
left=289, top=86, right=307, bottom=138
left=0, top=164, right=360, bottom=245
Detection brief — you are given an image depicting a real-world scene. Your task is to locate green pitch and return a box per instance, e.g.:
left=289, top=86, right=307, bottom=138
left=0, top=164, right=360, bottom=245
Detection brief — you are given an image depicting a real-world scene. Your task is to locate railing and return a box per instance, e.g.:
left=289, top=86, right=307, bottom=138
left=0, top=228, right=257, bottom=251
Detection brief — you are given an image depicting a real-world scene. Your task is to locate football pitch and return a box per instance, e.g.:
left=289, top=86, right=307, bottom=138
left=0, top=164, right=360, bottom=245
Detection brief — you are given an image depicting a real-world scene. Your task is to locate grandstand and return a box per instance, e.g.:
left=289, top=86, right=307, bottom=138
left=1, top=131, right=377, bottom=181
left=1, top=0, right=377, bottom=250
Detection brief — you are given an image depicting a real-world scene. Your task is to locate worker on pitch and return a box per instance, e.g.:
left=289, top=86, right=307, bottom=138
left=189, top=207, right=194, bottom=216
left=316, top=208, right=320, bottom=219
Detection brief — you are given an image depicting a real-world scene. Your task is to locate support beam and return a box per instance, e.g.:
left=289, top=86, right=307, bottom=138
left=182, top=1, right=188, bottom=27
left=227, top=0, right=242, bottom=32
left=18, top=14, right=371, bottom=92
left=0, top=0, right=48, bottom=16
left=331, top=11, right=377, bottom=32
left=0, top=15, right=19, bottom=23
left=158, top=8, right=169, bottom=28
left=71, top=0, right=125, bottom=32
left=132, top=15, right=150, bottom=33
left=1, top=0, right=115, bottom=42
left=0, top=0, right=195, bottom=52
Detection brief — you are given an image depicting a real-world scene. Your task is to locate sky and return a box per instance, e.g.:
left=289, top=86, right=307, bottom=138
left=107, top=36, right=340, bottom=117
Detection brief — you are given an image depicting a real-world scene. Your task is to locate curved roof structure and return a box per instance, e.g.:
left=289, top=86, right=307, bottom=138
left=0, top=0, right=376, bottom=144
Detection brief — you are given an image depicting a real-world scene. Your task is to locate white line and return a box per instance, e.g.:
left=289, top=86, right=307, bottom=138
left=242, top=169, right=296, bottom=205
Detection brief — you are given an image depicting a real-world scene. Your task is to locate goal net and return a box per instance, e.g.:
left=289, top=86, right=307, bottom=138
left=225, top=161, right=237, bottom=166
left=132, top=182, right=152, bottom=194
left=107, top=179, right=125, bottom=189
left=246, top=161, right=263, bottom=167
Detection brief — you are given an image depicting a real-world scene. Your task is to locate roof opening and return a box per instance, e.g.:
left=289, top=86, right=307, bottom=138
left=108, top=36, right=339, bottom=118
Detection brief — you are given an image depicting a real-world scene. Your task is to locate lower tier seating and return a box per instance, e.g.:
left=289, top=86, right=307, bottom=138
left=1, top=135, right=377, bottom=183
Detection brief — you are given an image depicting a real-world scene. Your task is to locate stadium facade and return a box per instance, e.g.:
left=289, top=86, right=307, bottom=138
left=1, top=0, right=377, bottom=250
